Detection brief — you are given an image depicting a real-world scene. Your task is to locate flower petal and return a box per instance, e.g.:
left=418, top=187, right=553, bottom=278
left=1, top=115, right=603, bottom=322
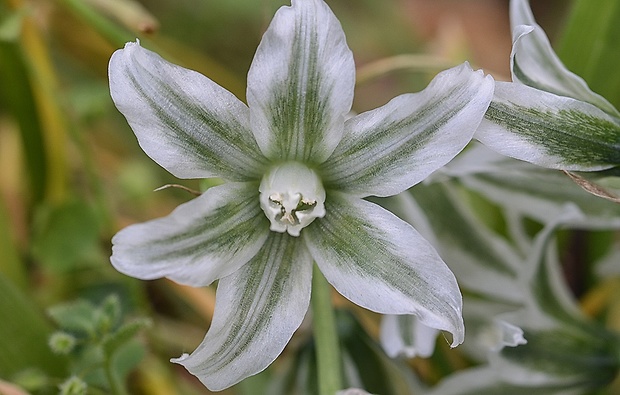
left=321, top=63, right=494, bottom=197
left=394, top=182, right=524, bottom=304
left=304, top=192, right=464, bottom=346
left=450, top=145, right=620, bottom=227
left=476, top=81, right=620, bottom=171
left=426, top=366, right=579, bottom=395
left=111, top=182, right=269, bottom=287
left=173, top=233, right=313, bottom=391
left=109, top=41, right=267, bottom=181
left=509, top=0, right=620, bottom=117
left=246, top=0, right=355, bottom=164
left=380, top=314, right=439, bottom=358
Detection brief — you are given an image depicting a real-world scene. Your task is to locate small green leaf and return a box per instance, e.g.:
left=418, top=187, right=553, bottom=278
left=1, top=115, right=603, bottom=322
left=31, top=200, right=102, bottom=273
left=102, top=318, right=151, bottom=359
left=47, top=299, right=99, bottom=338
left=96, top=294, right=122, bottom=334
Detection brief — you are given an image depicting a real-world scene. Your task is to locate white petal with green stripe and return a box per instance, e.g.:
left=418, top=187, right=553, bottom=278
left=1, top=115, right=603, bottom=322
left=321, top=63, right=494, bottom=197
left=304, top=192, right=464, bottom=346
left=111, top=182, right=269, bottom=287
left=173, top=233, right=313, bottom=391
left=449, top=144, right=620, bottom=226
left=485, top=208, right=620, bottom=389
left=380, top=314, right=439, bottom=358
left=426, top=366, right=583, bottom=395
left=246, top=0, right=355, bottom=164
left=509, top=0, right=620, bottom=117
left=476, top=81, right=620, bottom=171
left=397, top=182, right=524, bottom=304
left=109, top=42, right=267, bottom=181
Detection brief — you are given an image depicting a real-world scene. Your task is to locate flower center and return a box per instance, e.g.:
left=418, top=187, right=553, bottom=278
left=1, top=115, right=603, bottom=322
left=259, top=162, right=326, bottom=237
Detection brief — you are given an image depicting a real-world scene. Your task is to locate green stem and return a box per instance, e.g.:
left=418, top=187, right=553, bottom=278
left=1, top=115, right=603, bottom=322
left=311, top=264, right=343, bottom=395
left=104, top=357, right=128, bottom=395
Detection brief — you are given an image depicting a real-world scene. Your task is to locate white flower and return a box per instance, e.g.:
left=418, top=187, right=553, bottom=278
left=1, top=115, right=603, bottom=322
left=108, top=0, right=493, bottom=390
left=380, top=314, right=439, bottom=359
left=475, top=0, right=620, bottom=171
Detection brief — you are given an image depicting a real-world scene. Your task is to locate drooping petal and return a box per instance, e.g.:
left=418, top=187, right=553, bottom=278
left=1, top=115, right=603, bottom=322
left=111, top=182, right=269, bottom=287
left=476, top=81, right=620, bottom=171
left=380, top=314, right=439, bottom=358
left=173, top=233, right=313, bottom=391
left=509, top=0, right=620, bottom=117
left=321, top=63, right=494, bottom=197
left=426, top=366, right=581, bottom=395
left=109, top=41, right=267, bottom=181
left=246, top=0, right=355, bottom=164
left=394, top=182, right=524, bottom=304
left=304, top=192, right=464, bottom=346
left=449, top=144, right=620, bottom=227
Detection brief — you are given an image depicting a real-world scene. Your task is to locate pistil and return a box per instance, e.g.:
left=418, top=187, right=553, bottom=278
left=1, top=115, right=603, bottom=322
left=259, top=162, right=326, bottom=236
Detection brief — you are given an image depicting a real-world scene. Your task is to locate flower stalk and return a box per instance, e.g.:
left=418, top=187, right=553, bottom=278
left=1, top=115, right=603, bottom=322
left=311, top=264, right=343, bottom=395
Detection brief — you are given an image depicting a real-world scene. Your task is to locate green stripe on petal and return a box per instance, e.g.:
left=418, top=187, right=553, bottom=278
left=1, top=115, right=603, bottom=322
left=452, top=145, right=620, bottom=227
left=495, top=326, right=619, bottom=390
left=173, top=233, right=313, bottom=391
left=109, top=42, right=267, bottom=181
left=247, top=0, right=355, bottom=164
left=477, top=81, right=620, bottom=171
left=321, top=63, right=493, bottom=197
left=304, top=192, right=464, bottom=346
left=510, top=0, right=620, bottom=117
left=111, top=182, right=269, bottom=287
left=397, top=182, right=524, bottom=304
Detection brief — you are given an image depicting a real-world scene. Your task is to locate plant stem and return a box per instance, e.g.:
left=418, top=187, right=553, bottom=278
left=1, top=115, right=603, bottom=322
left=104, top=357, right=128, bottom=395
left=311, top=264, right=343, bottom=395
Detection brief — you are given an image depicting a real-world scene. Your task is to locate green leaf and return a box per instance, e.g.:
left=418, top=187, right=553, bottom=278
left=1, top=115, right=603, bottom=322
left=0, top=198, right=27, bottom=289
left=102, top=318, right=151, bottom=359
left=47, top=299, right=99, bottom=338
left=0, top=272, right=67, bottom=378
left=0, top=41, right=47, bottom=203
left=558, top=0, right=620, bottom=111
left=31, top=200, right=102, bottom=273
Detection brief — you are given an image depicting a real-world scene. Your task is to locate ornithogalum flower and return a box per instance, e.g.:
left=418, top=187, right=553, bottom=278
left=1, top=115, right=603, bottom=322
left=476, top=0, right=620, bottom=171
left=109, top=0, right=493, bottom=390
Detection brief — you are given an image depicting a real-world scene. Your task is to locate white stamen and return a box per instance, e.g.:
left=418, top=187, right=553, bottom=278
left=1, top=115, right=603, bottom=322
left=259, top=162, right=326, bottom=237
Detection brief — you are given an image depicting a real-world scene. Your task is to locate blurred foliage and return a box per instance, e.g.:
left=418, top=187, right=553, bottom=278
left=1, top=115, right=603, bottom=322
left=558, top=0, right=620, bottom=110
left=0, top=0, right=619, bottom=394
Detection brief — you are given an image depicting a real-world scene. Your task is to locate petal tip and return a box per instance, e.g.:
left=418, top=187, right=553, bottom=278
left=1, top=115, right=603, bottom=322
left=170, top=353, right=190, bottom=365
